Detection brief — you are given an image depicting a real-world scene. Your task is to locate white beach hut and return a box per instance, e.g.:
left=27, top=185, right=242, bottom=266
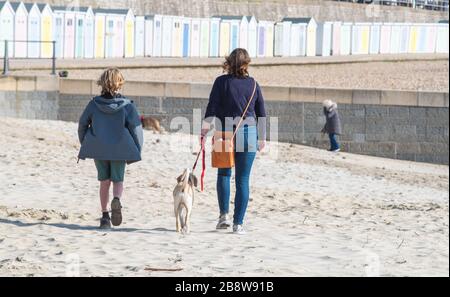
left=340, top=22, right=352, bottom=56
left=247, top=16, right=258, bottom=57
left=214, top=16, right=244, bottom=53
left=389, top=23, right=402, bottom=54
left=257, top=20, right=268, bottom=57
left=144, top=15, right=154, bottom=57
left=53, top=6, right=75, bottom=59
left=379, top=23, right=391, bottom=54
left=209, top=17, right=220, bottom=57
left=199, top=18, right=210, bottom=57
left=190, top=18, right=200, bottom=57
left=283, top=18, right=317, bottom=57
left=94, top=10, right=105, bottom=58
left=369, top=23, right=381, bottom=54
left=135, top=16, right=145, bottom=57
left=239, top=16, right=249, bottom=51
left=25, top=2, right=40, bottom=58
left=97, top=8, right=131, bottom=58
left=316, top=22, right=332, bottom=56
left=83, top=7, right=95, bottom=59
left=182, top=17, right=191, bottom=58
left=171, top=16, right=183, bottom=57
left=0, top=1, right=15, bottom=58
left=423, top=23, right=438, bottom=53
left=435, top=22, right=449, bottom=54
left=289, top=22, right=300, bottom=56
left=151, top=15, right=163, bottom=57
left=161, top=15, right=173, bottom=57
left=331, top=22, right=341, bottom=56
left=73, top=8, right=88, bottom=59
left=12, top=2, right=27, bottom=58
left=274, top=21, right=291, bottom=57
left=39, top=3, right=53, bottom=58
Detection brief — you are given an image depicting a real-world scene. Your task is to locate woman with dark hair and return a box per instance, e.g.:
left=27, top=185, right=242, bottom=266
left=201, top=48, right=266, bottom=235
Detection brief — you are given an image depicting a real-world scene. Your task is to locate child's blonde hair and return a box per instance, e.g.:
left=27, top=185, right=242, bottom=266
left=97, top=68, right=125, bottom=96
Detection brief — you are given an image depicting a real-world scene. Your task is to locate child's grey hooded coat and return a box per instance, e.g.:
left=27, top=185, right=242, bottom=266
left=322, top=103, right=342, bottom=135
left=78, top=95, right=144, bottom=164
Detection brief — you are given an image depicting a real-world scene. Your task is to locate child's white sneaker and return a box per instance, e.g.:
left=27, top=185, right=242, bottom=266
left=233, top=224, right=246, bottom=235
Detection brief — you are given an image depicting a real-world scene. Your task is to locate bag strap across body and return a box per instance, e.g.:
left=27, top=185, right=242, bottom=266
left=231, top=79, right=258, bottom=142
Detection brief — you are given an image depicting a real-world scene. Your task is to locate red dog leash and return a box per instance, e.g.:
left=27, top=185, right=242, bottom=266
left=192, top=137, right=206, bottom=192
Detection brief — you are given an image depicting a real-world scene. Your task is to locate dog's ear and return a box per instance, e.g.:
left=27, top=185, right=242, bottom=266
left=189, top=174, right=198, bottom=188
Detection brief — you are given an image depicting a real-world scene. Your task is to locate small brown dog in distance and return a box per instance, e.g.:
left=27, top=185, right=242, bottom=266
left=140, top=115, right=162, bottom=133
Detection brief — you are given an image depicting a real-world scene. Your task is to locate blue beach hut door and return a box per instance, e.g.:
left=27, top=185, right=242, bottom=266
left=230, top=23, right=239, bottom=52
left=210, top=21, right=219, bottom=57
left=183, top=23, right=190, bottom=57
left=54, top=17, right=64, bottom=58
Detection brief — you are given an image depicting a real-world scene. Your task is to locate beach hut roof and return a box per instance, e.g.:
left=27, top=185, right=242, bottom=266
left=282, top=17, right=315, bottom=24
left=212, top=15, right=245, bottom=21
left=23, top=2, right=38, bottom=13
left=93, top=8, right=131, bottom=15
left=0, top=1, right=14, bottom=13
left=37, top=3, right=52, bottom=13
left=52, top=4, right=91, bottom=12
left=10, top=1, right=23, bottom=11
left=245, top=16, right=256, bottom=22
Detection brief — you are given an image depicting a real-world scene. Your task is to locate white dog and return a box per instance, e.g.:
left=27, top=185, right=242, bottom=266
left=173, top=168, right=198, bottom=234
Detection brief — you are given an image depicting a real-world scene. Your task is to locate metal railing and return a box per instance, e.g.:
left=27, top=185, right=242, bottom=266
left=1, top=40, right=57, bottom=76
left=333, top=0, right=449, bottom=11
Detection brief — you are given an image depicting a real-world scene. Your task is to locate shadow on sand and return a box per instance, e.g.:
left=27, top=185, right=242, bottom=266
left=0, top=218, right=176, bottom=234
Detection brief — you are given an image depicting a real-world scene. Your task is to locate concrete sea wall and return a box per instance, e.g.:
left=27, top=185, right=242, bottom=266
left=2, top=76, right=447, bottom=164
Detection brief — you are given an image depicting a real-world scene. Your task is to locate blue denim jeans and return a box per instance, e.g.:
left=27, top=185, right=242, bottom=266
left=329, top=133, right=340, bottom=151
left=217, top=126, right=257, bottom=225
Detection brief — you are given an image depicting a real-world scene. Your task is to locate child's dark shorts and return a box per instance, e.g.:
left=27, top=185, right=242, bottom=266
left=94, top=160, right=126, bottom=182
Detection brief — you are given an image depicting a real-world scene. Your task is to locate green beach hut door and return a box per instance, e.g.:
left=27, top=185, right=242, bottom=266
left=76, top=18, right=84, bottom=58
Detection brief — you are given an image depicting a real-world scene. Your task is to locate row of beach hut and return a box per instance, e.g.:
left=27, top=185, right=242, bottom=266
left=275, top=18, right=449, bottom=57
left=0, top=1, right=448, bottom=59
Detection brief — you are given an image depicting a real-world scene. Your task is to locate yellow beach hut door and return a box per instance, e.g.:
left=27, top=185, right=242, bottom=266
left=125, top=16, right=135, bottom=57
left=95, top=15, right=105, bottom=58
left=40, top=4, right=53, bottom=59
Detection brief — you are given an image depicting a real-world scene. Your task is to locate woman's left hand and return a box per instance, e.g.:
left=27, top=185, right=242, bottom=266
left=258, top=140, right=266, bottom=152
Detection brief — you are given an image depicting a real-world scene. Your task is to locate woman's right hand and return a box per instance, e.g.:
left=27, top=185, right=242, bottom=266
left=200, top=128, right=209, bottom=148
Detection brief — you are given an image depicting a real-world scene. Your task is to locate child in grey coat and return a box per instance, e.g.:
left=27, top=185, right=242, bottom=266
left=321, top=100, right=342, bottom=152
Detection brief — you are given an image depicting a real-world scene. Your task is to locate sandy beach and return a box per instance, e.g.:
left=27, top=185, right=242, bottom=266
left=0, top=117, right=448, bottom=277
